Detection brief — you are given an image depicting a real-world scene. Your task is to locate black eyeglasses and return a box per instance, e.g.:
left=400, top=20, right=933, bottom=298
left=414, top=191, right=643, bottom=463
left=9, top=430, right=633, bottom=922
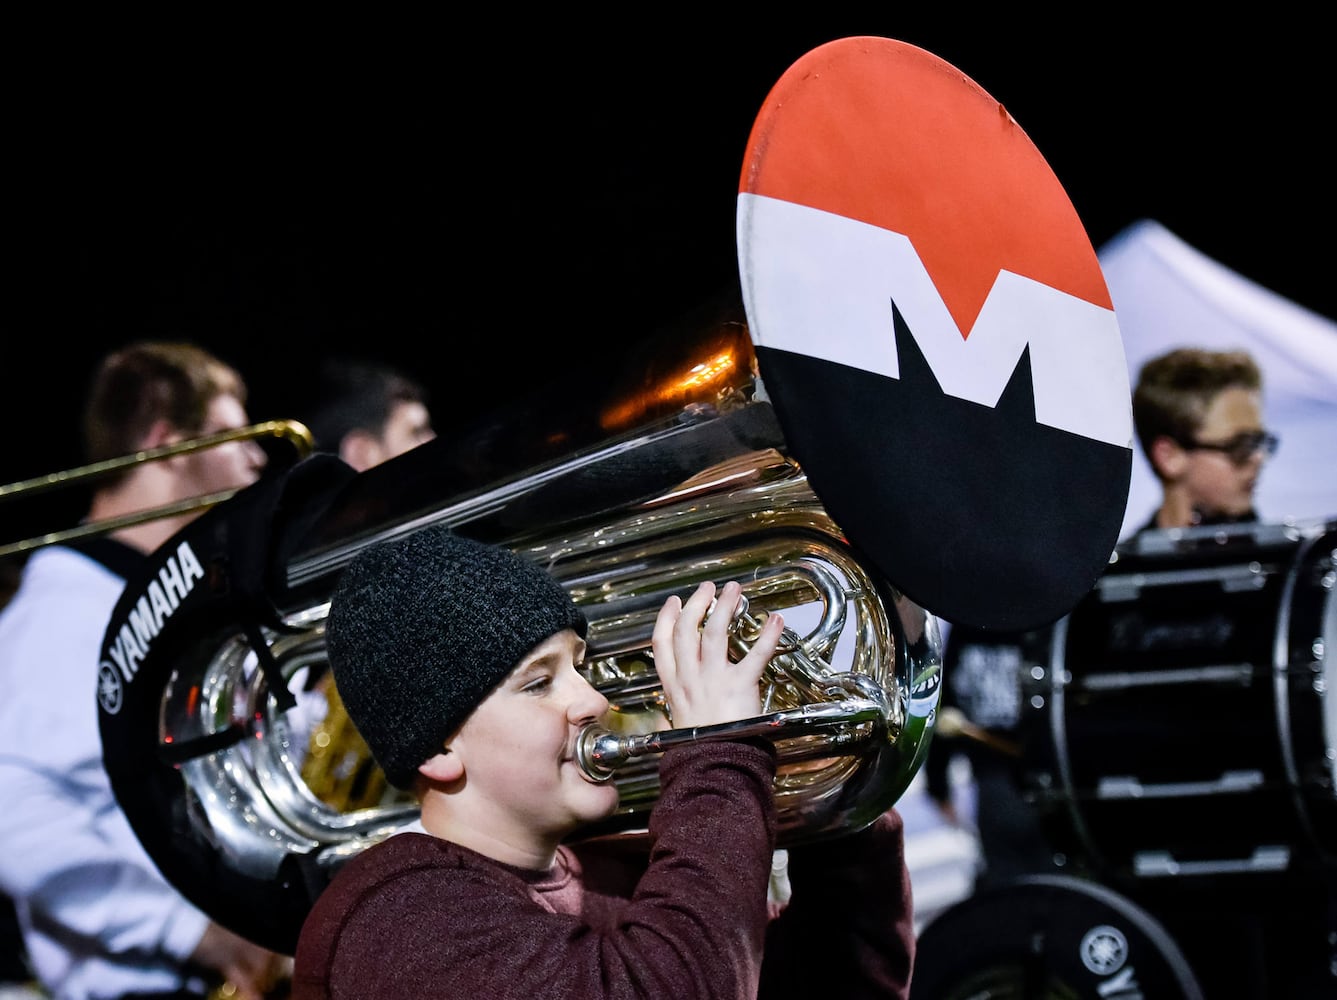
left=1179, top=430, right=1279, bottom=465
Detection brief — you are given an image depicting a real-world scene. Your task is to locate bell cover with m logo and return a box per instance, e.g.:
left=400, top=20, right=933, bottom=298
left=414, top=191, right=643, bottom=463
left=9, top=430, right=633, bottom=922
left=737, top=35, right=1131, bottom=631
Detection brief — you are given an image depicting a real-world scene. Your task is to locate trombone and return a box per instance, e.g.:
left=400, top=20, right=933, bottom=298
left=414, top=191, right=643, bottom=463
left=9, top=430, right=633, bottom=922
left=0, top=419, right=314, bottom=559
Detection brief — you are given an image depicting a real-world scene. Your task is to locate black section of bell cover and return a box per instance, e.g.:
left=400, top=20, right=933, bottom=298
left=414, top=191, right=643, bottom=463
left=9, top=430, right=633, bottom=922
left=755, top=304, right=1130, bottom=631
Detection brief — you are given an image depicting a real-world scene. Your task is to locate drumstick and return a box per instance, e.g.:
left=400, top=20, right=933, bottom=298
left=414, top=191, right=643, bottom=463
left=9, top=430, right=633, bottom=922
left=936, top=707, right=1023, bottom=758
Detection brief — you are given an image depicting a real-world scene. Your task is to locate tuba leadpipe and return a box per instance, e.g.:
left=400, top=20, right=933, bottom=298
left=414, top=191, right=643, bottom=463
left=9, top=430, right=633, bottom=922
left=577, top=697, right=891, bottom=781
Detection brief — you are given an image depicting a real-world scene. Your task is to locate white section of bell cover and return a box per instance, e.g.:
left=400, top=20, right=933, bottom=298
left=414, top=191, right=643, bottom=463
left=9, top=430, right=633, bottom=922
left=738, top=193, right=1131, bottom=449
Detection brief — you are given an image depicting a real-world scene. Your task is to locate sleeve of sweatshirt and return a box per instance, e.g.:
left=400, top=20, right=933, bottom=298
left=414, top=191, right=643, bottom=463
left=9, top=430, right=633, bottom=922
left=758, top=808, right=916, bottom=1000
left=303, top=740, right=778, bottom=1000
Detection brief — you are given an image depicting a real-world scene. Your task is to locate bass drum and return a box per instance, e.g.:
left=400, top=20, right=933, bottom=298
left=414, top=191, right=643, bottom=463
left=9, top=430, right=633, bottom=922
left=1019, top=518, right=1336, bottom=886
left=913, top=874, right=1204, bottom=1000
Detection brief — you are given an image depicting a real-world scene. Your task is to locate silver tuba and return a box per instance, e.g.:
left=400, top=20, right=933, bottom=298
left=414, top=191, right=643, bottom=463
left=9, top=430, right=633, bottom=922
left=96, top=314, right=943, bottom=954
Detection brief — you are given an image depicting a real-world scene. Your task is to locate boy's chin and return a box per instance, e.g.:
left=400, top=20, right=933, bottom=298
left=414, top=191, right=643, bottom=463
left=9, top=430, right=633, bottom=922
left=574, top=785, right=622, bottom=822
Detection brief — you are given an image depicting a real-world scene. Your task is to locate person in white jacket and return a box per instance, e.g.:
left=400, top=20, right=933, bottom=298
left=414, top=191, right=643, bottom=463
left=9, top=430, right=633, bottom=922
left=0, top=342, right=290, bottom=1000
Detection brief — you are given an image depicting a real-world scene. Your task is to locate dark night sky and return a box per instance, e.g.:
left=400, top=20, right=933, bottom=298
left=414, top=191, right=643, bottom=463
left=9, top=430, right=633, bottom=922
left=5, top=20, right=1333, bottom=517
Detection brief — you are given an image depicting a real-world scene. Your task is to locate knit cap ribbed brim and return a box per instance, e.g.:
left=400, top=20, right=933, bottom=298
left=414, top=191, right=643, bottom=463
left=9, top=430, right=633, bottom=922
left=325, top=525, right=587, bottom=789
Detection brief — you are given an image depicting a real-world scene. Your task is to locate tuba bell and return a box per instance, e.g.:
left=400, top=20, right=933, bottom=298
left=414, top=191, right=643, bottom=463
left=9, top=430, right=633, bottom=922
left=96, top=312, right=943, bottom=955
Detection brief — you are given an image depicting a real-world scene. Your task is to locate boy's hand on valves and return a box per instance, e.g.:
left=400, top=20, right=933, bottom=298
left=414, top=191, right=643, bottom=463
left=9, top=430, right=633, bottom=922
left=653, top=580, right=784, bottom=729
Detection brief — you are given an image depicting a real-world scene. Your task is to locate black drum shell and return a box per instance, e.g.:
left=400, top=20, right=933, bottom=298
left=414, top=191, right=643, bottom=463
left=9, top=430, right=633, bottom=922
left=1018, top=519, right=1336, bottom=887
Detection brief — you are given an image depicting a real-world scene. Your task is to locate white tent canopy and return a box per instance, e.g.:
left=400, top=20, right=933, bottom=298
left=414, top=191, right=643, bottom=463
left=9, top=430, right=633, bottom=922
left=1097, top=218, right=1337, bottom=539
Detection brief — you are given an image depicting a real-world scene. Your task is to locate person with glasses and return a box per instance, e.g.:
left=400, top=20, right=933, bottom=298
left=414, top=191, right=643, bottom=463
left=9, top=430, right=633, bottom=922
left=1130, top=346, right=1276, bottom=532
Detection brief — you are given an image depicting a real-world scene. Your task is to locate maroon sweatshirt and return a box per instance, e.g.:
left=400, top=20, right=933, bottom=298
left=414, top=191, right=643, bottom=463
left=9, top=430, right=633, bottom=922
left=293, top=741, right=913, bottom=999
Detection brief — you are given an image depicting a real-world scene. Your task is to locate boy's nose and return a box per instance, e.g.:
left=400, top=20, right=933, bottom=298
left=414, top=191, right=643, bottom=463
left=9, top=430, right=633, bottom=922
left=570, top=672, right=610, bottom=721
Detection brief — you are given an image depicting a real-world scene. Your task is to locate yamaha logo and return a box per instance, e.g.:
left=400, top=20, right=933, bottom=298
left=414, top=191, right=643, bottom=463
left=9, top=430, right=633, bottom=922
left=97, top=660, right=123, bottom=715
left=1081, top=923, right=1129, bottom=976
left=101, top=539, right=205, bottom=689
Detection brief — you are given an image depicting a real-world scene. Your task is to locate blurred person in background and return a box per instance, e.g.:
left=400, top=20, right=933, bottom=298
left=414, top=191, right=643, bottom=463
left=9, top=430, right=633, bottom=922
left=0, top=342, right=290, bottom=1000
left=294, top=357, right=435, bottom=472
left=1130, top=346, right=1274, bottom=532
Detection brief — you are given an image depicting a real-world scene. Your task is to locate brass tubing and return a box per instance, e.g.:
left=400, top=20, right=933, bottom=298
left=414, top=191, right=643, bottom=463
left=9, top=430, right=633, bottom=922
left=575, top=696, right=889, bottom=782
left=0, top=419, right=314, bottom=558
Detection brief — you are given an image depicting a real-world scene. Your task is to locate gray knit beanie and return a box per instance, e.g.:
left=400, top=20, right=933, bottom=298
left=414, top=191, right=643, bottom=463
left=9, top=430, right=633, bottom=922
left=324, top=525, right=587, bottom=789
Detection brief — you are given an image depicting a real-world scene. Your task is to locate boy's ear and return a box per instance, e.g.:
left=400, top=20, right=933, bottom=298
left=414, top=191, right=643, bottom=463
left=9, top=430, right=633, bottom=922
left=418, top=750, right=463, bottom=784
left=141, top=418, right=178, bottom=450
left=1149, top=434, right=1187, bottom=481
